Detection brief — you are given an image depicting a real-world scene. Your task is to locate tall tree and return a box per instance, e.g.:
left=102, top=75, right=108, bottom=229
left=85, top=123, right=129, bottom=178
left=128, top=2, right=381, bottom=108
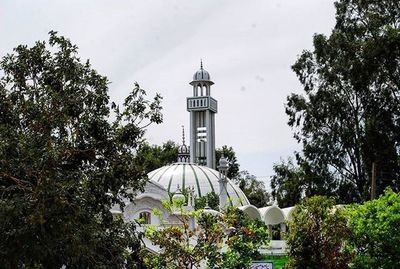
left=0, top=32, right=162, bottom=268
left=271, top=156, right=338, bottom=207
left=283, top=0, right=400, bottom=202
left=271, top=158, right=304, bottom=208
left=136, top=140, right=179, bottom=173
left=235, top=171, right=270, bottom=208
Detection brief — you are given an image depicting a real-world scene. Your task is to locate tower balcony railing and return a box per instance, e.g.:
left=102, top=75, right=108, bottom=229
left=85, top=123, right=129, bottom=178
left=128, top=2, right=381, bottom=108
left=187, top=96, right=218, bottom=113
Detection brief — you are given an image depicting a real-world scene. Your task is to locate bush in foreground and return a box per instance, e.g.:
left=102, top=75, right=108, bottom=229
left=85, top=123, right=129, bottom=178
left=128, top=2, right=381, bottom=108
left=285, top=196, right=352, bottom=269
left=348, top=189, right=400, bottom=269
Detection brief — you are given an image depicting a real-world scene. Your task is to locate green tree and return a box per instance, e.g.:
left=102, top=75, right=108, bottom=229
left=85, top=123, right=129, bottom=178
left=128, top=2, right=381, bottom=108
left=347, top=189, right=400, bottom=269
left=136, top=140, right=179, bottom=173
left=271, top=157, right=337, bottom=207
left=286, top=196, right=352, bottom=269
left=144, top=200, right=269, bottom=269
left=285, top=0, right=400, bottom=203
left=271, top=158, right=304, bottom=208
left=213, top=207, right=269, bottom=269
left=0, top=32, right=162, bottom=268
left=216, top=145, right=240, bottom=180
left=143, top=199, right=210, bottom=269
left=235, top=170, right=270, bottom=208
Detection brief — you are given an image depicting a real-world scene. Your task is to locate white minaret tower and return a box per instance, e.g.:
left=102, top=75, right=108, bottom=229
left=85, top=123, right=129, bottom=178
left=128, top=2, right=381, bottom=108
left=187, top=61, right=217, bottom=168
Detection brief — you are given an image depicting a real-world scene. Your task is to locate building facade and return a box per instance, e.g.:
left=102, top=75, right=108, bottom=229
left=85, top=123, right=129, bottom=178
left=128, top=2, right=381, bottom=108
left=114, top=63, right=292, bottom=255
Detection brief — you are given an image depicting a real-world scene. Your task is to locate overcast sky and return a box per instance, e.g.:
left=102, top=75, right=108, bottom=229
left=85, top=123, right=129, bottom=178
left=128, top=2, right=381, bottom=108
left=1, top=0, right=336, bottom=187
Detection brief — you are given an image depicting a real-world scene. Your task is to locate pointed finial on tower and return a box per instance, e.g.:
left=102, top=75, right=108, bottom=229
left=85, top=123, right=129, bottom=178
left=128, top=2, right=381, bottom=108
left=200, top=59, right=203, bottom=69
left=182, top=125, right=186, bottom=145
left=177, top=125, right=190, bottom=163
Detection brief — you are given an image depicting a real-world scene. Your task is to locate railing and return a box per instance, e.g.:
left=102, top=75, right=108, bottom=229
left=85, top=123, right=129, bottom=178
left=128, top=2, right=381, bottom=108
left=187, top=97, right=218, bottom=112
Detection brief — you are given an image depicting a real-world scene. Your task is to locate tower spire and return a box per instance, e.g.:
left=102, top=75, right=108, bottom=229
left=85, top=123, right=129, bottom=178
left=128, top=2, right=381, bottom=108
left=182, top=125, right=186, bottom=145
left=177, top=126, right=190, bottom=163
left=200, top=59, right=203, bottom=69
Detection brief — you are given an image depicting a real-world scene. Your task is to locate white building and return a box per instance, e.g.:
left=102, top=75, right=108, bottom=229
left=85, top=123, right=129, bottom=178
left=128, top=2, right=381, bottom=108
left=117, top=63, right=294, bottom=255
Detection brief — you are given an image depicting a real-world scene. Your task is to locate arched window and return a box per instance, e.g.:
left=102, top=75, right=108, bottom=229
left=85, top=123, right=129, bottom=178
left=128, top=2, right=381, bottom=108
left=139, top=211, right=151, bottom=224
left=271, top=224, right=282, bottom=240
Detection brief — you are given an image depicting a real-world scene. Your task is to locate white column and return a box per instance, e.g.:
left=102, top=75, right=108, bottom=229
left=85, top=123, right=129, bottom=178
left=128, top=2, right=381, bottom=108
left=211, top=113, right=216, bottom=169
left=219, top=176, right=228, bottom=211
left=190, top=111, right=196, bottom=163
left=206, top=110, right=212, bottom=168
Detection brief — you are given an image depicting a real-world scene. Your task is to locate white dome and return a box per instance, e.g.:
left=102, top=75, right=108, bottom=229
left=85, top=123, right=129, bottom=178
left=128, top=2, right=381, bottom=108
left=193, top=69, right=211, bottom=81
left=148, top=163, right=250, bottom=206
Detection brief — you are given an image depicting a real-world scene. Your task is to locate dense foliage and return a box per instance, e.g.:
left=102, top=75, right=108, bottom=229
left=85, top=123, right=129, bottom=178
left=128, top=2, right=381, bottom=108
left=235, top=170, right=270, bottom=208
left=194, top=191, right=219, bottom=210
left=0, top=32, right=162, bottom=268
left=271, top=157, right=335, bottom=208
left=144, top=199, right=269, bottom=269
left=285, top=191, right=400, bottom=269
left=271, top=158, right=304, bottom=208
left=272, top=0, right=400, bottom=204
left=143, top=199, right=207, bottom=269
left=347, top=189, right=400, bottom=269
left=215, top=145, right=240, bottom=180
left=212, top=207, right=269, bottom=269
left=286, top=196, right=352, bottom=269
left=136, top=140, right=179, bottom=173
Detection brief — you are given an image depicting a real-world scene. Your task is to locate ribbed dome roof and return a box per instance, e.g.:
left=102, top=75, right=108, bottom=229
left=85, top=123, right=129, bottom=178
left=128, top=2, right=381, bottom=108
left=193, top=68, right=211, bottom=81
left=148, top=163, right=250, bottom=206
left=192, top=61, right=212, bottom=82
